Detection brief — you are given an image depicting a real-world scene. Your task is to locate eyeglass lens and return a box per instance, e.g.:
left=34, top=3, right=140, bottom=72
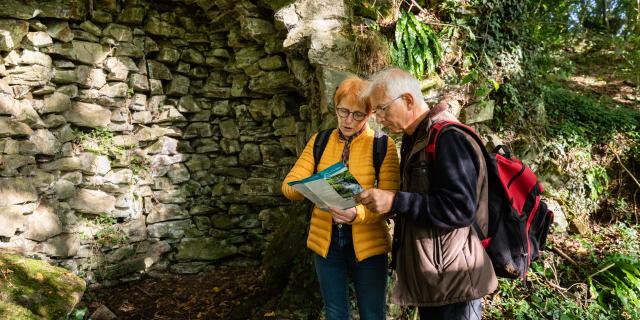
left=337, top=108, right=366, bottom=121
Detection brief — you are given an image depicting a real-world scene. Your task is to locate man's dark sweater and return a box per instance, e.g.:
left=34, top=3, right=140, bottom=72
left=391, top=127, right=480, bottom=231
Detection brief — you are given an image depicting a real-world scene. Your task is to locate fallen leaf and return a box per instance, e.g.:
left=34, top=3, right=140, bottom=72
left=264, top=311, right=276, bottom=317
left=119, top=301, right=135, bottom=313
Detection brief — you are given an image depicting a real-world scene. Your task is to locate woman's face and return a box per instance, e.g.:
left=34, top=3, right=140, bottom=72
left=335, top=97, right=370, bottom=137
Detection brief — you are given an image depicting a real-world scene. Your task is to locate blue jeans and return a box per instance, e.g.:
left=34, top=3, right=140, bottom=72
left=314, top=224, right=388, bottom=320
left=418, top=298, right=483, bottom=320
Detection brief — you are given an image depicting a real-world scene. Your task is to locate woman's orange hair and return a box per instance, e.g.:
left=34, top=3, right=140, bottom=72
left=334, top=76, right=371, bottom=113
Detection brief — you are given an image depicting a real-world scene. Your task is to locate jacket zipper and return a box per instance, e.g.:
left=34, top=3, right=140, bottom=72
left=507, top=162, right=526, bottom=189
left=433, top=228, right=444, bottom=272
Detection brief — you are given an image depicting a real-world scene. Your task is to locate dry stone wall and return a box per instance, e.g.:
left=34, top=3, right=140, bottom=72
left=0, top=0, right=329, bottom=285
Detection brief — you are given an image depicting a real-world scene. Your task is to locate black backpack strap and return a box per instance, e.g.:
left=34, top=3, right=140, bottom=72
left=426, top=121, right=490, bottom=168
left=313, top=128, right=334, bottom=174
left=425, top=121, right=490, bottom=239
left=372, top=130, right=388, bottom=186
left=314, top=128, right=387, bottom=181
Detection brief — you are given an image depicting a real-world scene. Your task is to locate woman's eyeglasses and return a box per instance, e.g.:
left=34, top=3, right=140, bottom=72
left=336, top=108, right=367, bottom=121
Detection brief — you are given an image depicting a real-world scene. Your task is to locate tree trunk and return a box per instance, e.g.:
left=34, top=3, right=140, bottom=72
left=580, top=0, right=589, bottom=31
left=602, top=0, right=610, bottom=31
left=636, top=0, right=640, bottom=33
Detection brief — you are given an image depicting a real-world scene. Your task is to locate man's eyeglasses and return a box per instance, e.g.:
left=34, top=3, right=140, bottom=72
left=336, top=108, right=367, bottom=121
left=372, top=95, right=403, bottom=115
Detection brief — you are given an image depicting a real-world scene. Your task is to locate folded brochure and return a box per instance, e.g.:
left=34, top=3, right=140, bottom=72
left=287, top=161, right=364, bottom=210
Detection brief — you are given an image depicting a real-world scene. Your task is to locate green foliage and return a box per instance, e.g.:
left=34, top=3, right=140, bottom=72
left=542, top=85, right=640, bottom=146
left=350, top=0, right=395, bottom=20
left=435, top=0, right=469, bottom=22
left=460, top=68, right=501, bottom=110
left=487, top=265, right=603, bottom=319
left=129, top=153, right=149, bottom=175
left=487, top=224, right=640, bottom=320
left=611, top=197, right=637, bottom=223
left=66, top=307, right=87, bottom=320
left=588, top=254, right=640, bottom=319
left=585, top=166, right=609, bottom=201
left=73, top=127, right=125, bottom=157
left=93, top=214, right=128, bottom=247
left=610, top=223, right=640, bottom=258
left=390, top=10, right=443, bottom=79
left=612, top=33, right=640, bottom=85
left=463, top=0, right=534, bottom=71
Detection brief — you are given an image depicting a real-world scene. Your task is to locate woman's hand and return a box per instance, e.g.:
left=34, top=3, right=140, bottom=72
left=329, top=207, right=357, bottom=224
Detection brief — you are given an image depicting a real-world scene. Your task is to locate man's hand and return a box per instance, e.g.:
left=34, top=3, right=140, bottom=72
left=356, top=189, right=396, bottom=214
left=329, top=207, right=357, bottom=224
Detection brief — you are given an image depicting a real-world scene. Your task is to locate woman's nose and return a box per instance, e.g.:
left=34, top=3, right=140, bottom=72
left=344, top=114, right=355, bottom=123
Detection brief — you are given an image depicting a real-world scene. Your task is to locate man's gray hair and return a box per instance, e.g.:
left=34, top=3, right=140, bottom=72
left=367, top=68, right=424, bottom=102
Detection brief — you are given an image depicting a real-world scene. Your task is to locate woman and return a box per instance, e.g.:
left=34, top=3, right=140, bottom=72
left=281, top=76, right=400, bottom=319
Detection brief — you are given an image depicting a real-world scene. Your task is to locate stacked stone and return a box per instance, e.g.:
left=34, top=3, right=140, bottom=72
left=0, top=0, right=306, bottom=283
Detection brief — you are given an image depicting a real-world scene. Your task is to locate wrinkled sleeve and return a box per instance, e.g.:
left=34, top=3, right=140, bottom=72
left=391, top=131, right=479, bottom=230
left=352, top=135, right=401, bottom=225
left=281, top=133, right=317, bottom=201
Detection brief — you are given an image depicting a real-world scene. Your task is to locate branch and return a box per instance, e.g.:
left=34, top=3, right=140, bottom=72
left=552, top=247, right=578, bottom=266
left=402, top=0, right=462, bottom=28
left=589, top=263, right=615, bottom=279
left=135, top=285, right=152, bottom=297
left=422, top=21, right=463, bottom=28
left=404, top=0, right=423, bottom=13
left=546, top=280, right=569, bottom=298
left=613, top=150, right=640, bottom=189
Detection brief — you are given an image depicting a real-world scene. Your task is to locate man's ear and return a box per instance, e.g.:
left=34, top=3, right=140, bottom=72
left=401, top=93, right=415, bottom=110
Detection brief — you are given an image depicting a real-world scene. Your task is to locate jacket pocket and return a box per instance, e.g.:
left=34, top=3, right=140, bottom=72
left=409, top=160, right=430, bottom=193
left=432, top=228, right=444, bottom=272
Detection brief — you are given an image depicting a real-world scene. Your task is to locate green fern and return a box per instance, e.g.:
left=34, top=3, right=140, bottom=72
left=588, top=254, right=640, bottom=318
left=391, top=10, right=443, bottom=79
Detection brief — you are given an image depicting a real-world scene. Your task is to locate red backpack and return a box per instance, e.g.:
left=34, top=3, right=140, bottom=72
left=426, top=121, right=554, bottom=280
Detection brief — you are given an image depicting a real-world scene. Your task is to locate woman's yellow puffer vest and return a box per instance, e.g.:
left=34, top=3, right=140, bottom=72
left=281, top=127, right=401, bottom=261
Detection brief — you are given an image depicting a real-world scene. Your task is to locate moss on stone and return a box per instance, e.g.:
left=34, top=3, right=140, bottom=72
left=0, top=300, right=40, bottom=320
left=259, top=0, right=296, bottom=11
left=0, top=253, right=85, bottom=319
left=349, top=0, right=396, bottom=20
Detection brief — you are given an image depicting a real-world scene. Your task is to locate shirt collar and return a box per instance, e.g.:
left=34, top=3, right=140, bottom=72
left=338, top=126, right=366, bottom=142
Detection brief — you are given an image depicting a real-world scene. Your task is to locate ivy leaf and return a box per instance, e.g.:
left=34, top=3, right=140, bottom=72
left=475, top=85, right=492, bottom=98
left=490, top=79, right=500, bottom=91
left=465, top=26, right=476, bottom=41
left=484, top=54, right=494, bottom=68
left=461, top=70, right=478, bottom=85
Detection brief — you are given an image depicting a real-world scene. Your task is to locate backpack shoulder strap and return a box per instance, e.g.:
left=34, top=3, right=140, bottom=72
left=372, top=130, right=388, bottom=183
left=313, top=128, right=334, bottom=173
left=425, top=121, right=487, bottom=161
left=314, top=128, right=388, bottom=179
left=425, top=121, right=491, bottom=239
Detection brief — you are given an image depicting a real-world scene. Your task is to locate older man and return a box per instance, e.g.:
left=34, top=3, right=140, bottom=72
left=357, top=68, right=497, bottom=319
